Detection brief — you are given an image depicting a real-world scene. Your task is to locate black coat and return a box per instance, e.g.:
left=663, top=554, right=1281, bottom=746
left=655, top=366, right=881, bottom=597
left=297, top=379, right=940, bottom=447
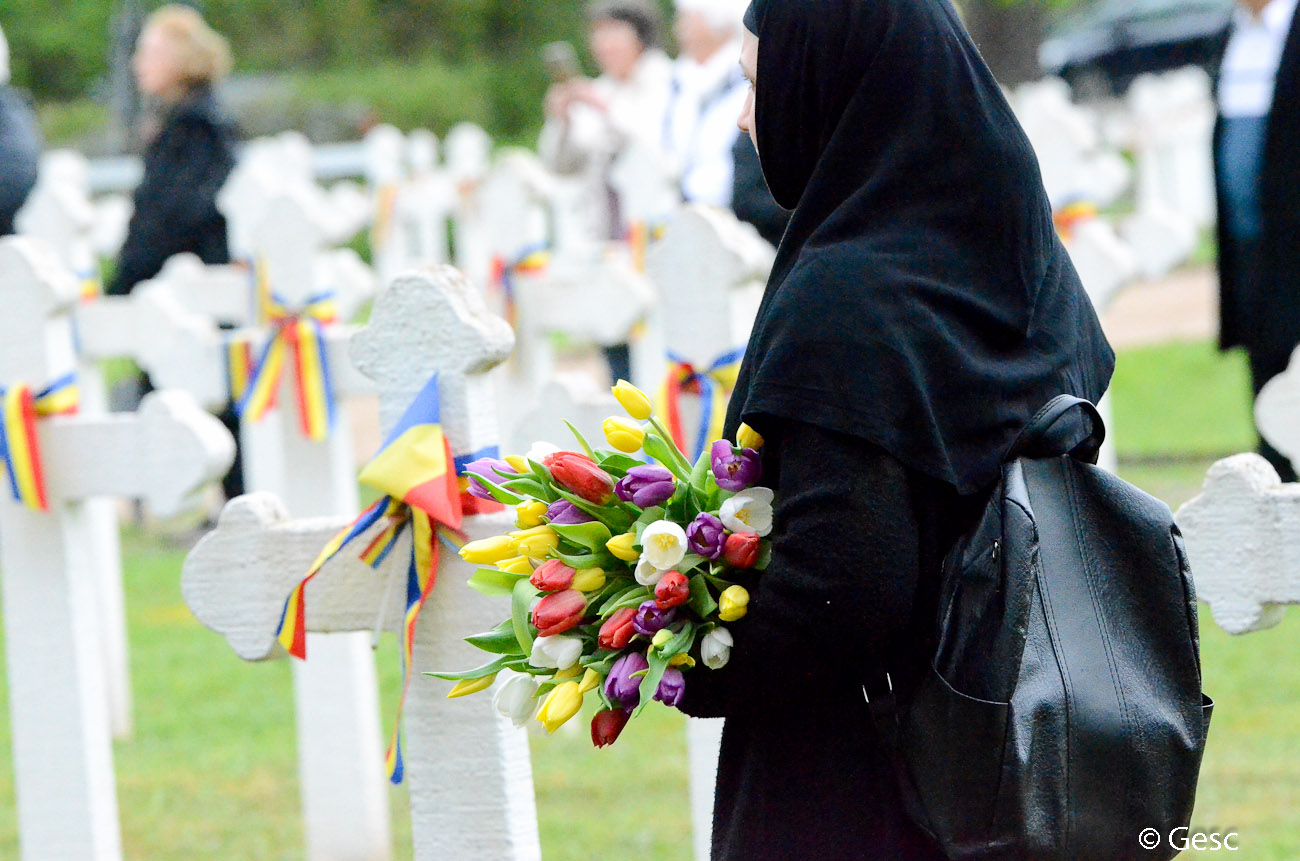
left=678, top=418, right=981, bottom=859
left=1213, top=9, right=1300, bottom=361
left=108, top=88, right=237, bottom=295
left=729, top=136, right=789, bottom=247
left=0, top=86, right=42, bottom=236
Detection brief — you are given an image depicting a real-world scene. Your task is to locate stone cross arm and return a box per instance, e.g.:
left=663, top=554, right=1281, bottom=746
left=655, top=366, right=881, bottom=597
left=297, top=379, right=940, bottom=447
left=45, top=390, right=235, bottom=517
left=182, top=492, right=514, bottom=662
left=1175, top=453, right=1300, bottom=634
left=1254, top=348, right=1300, bottom=472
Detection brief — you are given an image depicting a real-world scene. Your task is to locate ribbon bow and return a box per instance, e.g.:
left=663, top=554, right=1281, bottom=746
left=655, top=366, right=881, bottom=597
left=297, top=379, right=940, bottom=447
left=489, top=242, right=551, bottom=328
left=656, top=348, right=745, bottom=462
left=77, top=268, right=102, bottom=302
left=236, top=286, right=340, bottom=442
left=0, top=374, right=80, bottom=512
left=276, top=372, right=503, bottom=783
left=627, top=220, right=667, bottom=273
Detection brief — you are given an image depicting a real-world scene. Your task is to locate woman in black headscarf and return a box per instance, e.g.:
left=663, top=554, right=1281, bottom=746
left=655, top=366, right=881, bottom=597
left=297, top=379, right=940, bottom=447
left=676, top=1, right=1114, bottom=858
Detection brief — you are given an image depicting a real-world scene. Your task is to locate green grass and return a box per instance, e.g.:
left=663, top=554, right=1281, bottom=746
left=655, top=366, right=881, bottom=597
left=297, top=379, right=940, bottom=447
left=1, top=338, right=1297, bottom=857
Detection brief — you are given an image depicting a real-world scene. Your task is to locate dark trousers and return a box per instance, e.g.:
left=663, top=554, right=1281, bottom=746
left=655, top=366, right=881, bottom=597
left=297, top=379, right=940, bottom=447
left=603, top=343, right=632, bottom=386
left=1249, top=349, right=1298, bottom=482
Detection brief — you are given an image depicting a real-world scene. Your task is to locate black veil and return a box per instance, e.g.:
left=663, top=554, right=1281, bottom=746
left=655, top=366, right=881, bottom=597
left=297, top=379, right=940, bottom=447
left=728, top=0, right=1114, bottom=494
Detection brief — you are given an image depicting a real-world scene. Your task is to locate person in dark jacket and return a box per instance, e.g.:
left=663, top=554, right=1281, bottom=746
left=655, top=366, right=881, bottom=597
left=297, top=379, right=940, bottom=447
left=1212, top=0, right=1300, bottom=481
left=0, top=25, right=42, bottom=236
left=108, top=4, right=237, bottom=297
left=676, top=2, right=1114, bottom=858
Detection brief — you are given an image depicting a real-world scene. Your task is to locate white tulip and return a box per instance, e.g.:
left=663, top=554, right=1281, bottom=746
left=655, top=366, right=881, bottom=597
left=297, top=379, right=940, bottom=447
left=701, top=626, right=734, bottom=670
left=530, top=634, right=583, bottom=670
left=719, top=487, right=775, bottom=536
left=635, top=555, right=667, bottom=586
left=641, top=519, right=688, bottom=570
left=493, top=672, right=539, bottom=727
left=526, top=440, right=561, bottom=463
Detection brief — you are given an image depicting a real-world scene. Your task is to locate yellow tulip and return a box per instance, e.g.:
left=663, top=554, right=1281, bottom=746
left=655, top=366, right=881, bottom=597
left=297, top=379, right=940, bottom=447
left=579, top=668, right=603, bottom=694
left=669, top=653, right=696, bottom=668
left=511, top=525, right=559, bottom=558
left=554, top=665, right=582, bottom=680
left=536, top=681, right=584, bottom=733
left=651, top=628, right=672, bottom=648
left=515, top=499, right=548, bottom=528
left=571, top=567, right=607, bottom=592
left=497, top=555, right=534, bottom=576
left=446, top=673, right=498, bottom=698
left=718, top=585, right=750, bottom=622
left=612, top=379, right=654, bottom=420
left=602, top=416, right=646, bottom=453
left=736, top=422, right=765, bottom=451
left=606, top=532, right=641, bottom=562
left=505, top=454, right=531, bottom=474
left=460, top=534, right=517, bottom=565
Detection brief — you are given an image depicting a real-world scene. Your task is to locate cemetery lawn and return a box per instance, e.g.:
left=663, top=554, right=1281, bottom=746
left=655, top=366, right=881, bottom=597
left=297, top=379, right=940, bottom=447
left=0, top=338, right=1296, bottom=858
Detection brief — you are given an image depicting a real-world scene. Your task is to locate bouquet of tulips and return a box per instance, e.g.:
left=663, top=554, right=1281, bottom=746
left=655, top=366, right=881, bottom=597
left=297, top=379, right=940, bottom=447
left=431, top=380, right=772, bottom=746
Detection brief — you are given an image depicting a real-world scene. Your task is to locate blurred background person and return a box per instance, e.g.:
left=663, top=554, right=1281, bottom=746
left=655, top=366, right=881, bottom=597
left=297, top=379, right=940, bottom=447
left=539, top=0, right=672, bottom=384
left=107, top=4, right=237, bottom=297
left=665, top=0, right=788, bottom=246
left=0, top=24, right=42, bottom=237
left=1213, top=0, right=1300, bottom=481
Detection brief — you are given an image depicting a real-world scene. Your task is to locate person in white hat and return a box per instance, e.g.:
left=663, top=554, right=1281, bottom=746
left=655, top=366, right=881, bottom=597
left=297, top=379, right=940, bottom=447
left=0, top=24, right=43, bottom=236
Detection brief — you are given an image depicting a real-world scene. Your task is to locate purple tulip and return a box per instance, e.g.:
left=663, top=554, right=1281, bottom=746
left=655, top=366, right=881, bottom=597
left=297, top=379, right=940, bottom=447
left=632, top=599, right=677, bottom=637
left=465, top=458, right=517, bottom=501
left=710, top=440, right=762, bottom=492
left=606, top=651, right=649, bottom=707
left=545, top=498, right=594, bottom=525
left=615, top=465, right=677, bottom=508
left=686, top=512, right=726, bottom=560
left=654, top=667, right=686, bottom=707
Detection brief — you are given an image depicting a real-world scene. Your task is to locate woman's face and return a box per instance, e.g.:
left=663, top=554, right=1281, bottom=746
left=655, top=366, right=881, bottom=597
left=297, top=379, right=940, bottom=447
left=133, top=25, right=184, bottom=98
left=589, top=18, right=645, bottom=82
left=738, top=29, right=759, bottom=153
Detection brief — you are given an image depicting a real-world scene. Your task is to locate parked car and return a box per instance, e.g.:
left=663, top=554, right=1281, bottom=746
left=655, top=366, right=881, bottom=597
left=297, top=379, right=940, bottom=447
left=1039, top=0, right=1235, bottom=97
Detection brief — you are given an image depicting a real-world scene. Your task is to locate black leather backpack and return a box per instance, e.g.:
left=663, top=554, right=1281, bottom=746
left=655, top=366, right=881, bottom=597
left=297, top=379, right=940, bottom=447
left=872, top=396, right=1214, bottom=860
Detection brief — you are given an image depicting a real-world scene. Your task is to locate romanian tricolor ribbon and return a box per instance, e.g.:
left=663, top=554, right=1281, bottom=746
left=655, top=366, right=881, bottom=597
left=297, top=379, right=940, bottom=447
left=224, top=334, right=257, bottom=404
left=77, top=268, right=102, bottom=302
left=655, top=348, right=745, bottom=462
left=236, top=289, right=340, bottom=441
left=274, top=372, right=503, bottom=783
left=627, top=220, right=667, bottom=273
left=1053, top=199, right=1099, bottom=242
left=489, top=242, right=551, bottom=328
left=0, top=374, right=80, bottom=512
left=371, top=183, right=400, bottom=252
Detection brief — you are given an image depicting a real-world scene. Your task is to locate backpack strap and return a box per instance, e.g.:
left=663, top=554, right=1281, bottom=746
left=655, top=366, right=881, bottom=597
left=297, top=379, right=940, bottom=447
left=1006, top=395, right=1105, bottom=464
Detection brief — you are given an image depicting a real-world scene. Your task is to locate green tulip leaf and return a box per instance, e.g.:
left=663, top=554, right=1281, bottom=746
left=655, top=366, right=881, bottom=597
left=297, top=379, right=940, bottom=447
left=465, top=619, right=525, bottom=655
left=500, top=477, right=552, bottom=500
left=550, top=546, right=618, bottom=570
left=753, top=541, right=773, bottom=571
left=687, top=574, right=719, bottom=617
left=551, top=487, right=633, bottom=532
left=425, top=654, right=511, bottom=681
left=676, top=553, right=708, bottom=574
left=634, top=650, right=671, bottom=717
left=472, top=475, right=524, bottom=506
left=511, top=578, right=540, bottom=655
left=564, top=419, right=597, bottom=460
left=467, top=566, right=528, bottom=597
left=642, top=432, right=692, bottom=482
left=633, top=505, right=667, bottom=528
left=657, top=621, right=696, bottom=658
left=595, top=583, right=650, bottom=616
left=592, top=452, right=646, bottom=476
left=550, top=520, right=614, bottom=552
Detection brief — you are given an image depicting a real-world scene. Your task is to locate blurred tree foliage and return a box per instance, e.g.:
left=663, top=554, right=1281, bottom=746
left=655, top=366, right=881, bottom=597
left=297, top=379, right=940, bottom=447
left=3, top=0, right=674, bottom=139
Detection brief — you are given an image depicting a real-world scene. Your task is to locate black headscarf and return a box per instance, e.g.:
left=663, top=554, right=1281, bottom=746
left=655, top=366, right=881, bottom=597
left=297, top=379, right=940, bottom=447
left=728, top=0, right=1114, bottom=495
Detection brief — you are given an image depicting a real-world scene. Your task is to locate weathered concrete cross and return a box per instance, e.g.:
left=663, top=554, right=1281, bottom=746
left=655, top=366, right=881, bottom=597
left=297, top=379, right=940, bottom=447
left=0, top=237, right=233, bottom=860
left=182, top=266, right=541, bottom=860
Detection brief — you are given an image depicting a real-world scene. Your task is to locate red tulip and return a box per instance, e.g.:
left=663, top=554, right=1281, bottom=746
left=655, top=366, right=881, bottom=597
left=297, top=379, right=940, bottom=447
left=653, top=571, right=690, bottom=610
left=597, top=606, right=638, bottom=650
left=591, top=707, right=633, bottom=748
left=529, top=559, right=576, bottom=592
left=723, top=532, right=762, bottom=568
left=543, top=451, right=615, bottom=504
left=531, top=589, right=588, bottom=636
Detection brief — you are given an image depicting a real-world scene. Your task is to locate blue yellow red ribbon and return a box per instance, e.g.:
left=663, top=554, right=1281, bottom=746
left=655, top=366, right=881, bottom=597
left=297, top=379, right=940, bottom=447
left=627, top=220, right=667, bottom=273
left=371, top=183, right=399, bottom=253
left=0, top=374, right=80, bottom=512
left=77, top=268, right=102, bottom=302
left=489, top=243, right=550, bottom=328
left=274, top=372, right=502, bottom=783
left=236, top=289, right=339, bottom=441
left=655, top=348, right=745, bottom=462
left=1054, top=199, right=1098, bottom=242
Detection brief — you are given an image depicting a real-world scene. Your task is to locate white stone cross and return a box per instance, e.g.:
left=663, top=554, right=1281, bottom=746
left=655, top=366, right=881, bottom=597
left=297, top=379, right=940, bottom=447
left=507, top=372, right=620, bottom=457
left=369, top=127, right=456, bottom=288
left=1252, top=348, right=1300, bottom=475
left=0, top=237, right=234, bottom=861
left=444, top=122, right=495, bottom=282
left=15, top=149, right=101, bottom=293
left=1125, top=68, right=1218, bottom=231
left=645, top=204, right=772, bottom=861
left=1176, top=454, right=1300, bottom=635
left=183, top=265, right=541, bottom=860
